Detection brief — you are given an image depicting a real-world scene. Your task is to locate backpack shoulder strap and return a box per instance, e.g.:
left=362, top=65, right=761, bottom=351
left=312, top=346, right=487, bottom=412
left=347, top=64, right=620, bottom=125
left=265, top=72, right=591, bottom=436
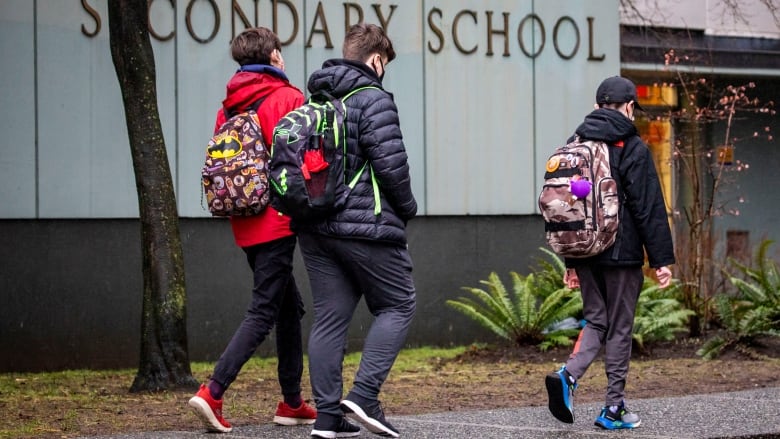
left=309, top=90, right=336, bottom=104
left=340, top=85, right=382, bottom=216
left=342, top=86, right=380, bottom=101
left=223, top=96, right=268, bottom=120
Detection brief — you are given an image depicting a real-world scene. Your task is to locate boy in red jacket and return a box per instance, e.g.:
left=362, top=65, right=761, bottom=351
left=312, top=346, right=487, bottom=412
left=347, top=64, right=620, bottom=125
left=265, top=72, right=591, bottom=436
left=188, top=27, right=315, bottom=433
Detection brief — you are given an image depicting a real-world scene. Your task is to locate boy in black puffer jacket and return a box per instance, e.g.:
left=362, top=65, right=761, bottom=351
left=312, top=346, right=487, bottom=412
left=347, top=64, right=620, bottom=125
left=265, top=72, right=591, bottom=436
left=299, top=23, right=417, bottom=439
left=545, top=76, right=675, bottom=430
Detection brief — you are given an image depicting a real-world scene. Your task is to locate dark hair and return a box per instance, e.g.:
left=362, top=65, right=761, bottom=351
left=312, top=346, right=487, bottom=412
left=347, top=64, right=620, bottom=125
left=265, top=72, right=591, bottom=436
left=599, top=102, right=626, bottom=110
left=230, top=27, right=281, bottom=66
left=342, top=23, right=396, bottom=64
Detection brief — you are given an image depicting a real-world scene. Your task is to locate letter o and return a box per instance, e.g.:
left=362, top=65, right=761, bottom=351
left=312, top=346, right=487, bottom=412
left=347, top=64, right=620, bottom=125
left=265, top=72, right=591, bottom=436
left=148, top=0, right=175, bottom=42
left=553, top=16, right=580, bottom=60
left=517, top=14, right=544, bottom=59
left=186, top=0, right=220, bottom=44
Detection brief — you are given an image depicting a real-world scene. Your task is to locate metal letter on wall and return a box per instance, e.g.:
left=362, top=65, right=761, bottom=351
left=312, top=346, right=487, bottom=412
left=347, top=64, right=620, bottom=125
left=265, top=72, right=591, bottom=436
left=453, top=10, right=478, bottom=55
left=186, top=0, right=219, bottom=44
left=306, top=2, right=334, bottom=49
left=518, top=13, right=544, bottom=58
left=485, top=11, right=510, bottom=57
left=553, top=16, right=579, bottom=60
left=273, top=0, right=299, bottom=46
left=80, top=0, right=101, bottom=37
left=148, top=0, right=175, bottom=41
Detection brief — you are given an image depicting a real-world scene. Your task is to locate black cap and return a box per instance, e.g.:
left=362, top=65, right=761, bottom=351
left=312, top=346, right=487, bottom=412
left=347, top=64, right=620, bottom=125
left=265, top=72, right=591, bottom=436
left=596, top=76, right=644, bottom=111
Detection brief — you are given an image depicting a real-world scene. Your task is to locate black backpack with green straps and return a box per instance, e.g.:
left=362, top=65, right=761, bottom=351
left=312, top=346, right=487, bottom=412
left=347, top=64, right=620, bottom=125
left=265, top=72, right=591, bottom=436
left=269, top=87, right=378, bottom=222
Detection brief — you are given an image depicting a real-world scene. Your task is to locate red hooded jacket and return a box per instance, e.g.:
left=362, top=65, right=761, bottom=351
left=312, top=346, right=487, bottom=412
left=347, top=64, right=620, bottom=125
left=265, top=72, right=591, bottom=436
left=214, top=67, right=304, bottom=247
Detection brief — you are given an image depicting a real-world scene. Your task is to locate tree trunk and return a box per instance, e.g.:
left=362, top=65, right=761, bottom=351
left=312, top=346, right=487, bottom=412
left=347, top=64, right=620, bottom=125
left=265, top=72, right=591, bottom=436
left=107, top=0, right=198, bottom=392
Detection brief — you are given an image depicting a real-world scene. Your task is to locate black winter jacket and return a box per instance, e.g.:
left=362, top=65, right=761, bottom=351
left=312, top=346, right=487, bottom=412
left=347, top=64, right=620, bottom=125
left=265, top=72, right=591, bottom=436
left=566, top=108, right=675, bottom=269
left=295, top=59, right=417, bottom=244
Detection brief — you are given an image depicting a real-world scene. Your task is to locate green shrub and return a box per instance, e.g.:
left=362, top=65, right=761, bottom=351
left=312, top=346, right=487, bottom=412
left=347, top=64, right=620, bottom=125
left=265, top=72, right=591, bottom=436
left=633, top=277, right=693, bottom=353
left=529, top=248, right=567, bottom=294
left=448, top=248, right=697, bottom=353
left=446, top=249, right=582, bottom=351
left=698, top=240, right=780, bottom=360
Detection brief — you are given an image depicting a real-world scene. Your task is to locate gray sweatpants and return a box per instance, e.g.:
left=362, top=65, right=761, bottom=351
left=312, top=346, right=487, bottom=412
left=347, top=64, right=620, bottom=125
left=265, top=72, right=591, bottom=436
left=298, top=233, right=416, bottom=417
left=565, top=265, right=643, bottom=406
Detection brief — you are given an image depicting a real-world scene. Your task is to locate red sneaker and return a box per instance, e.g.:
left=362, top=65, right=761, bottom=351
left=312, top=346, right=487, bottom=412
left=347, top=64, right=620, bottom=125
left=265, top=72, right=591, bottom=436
left=273, top=400, right=317, bottom=425
left=188, top=384, right=232, bottom=433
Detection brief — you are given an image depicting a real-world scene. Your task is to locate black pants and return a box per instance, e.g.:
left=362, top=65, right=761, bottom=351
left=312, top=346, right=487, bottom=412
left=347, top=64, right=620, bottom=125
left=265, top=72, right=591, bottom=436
left=298, top=233, right=416, bottom=418
left=211, top=235, right=305, bottom=397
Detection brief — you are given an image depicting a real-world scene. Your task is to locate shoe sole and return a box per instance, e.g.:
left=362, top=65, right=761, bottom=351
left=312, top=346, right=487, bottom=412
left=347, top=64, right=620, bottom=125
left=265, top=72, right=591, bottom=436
left=274, top=415, right=316, bottom=426
left=188, top=396, right=232, bottom=433
left=341, top=399, right=399, bottom=438
left=311, top=427, right=361, bottom=438
left=545, top=373, right=574, bottom=423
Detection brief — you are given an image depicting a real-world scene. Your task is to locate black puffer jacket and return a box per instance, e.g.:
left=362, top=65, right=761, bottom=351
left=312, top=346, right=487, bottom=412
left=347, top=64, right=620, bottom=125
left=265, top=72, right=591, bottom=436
left=295, top=59, right=417, bottom=244
left=566, top=108, right=675, bottom=268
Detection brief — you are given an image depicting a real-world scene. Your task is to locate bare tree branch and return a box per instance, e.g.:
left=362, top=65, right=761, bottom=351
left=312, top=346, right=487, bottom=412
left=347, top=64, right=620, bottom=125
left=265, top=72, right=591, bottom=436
left=758, top=0, right=780, bottom=27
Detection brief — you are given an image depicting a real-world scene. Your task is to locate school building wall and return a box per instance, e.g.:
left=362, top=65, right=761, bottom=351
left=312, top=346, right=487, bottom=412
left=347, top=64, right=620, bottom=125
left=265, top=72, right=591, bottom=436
left=1, top=0, right=779, bottom=372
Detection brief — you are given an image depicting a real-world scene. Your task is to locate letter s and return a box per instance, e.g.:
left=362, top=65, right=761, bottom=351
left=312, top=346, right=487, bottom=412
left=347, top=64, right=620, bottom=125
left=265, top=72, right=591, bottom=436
left=427, top=8, right=444, bottom=54
left=81, top=0, right=101, bottom=37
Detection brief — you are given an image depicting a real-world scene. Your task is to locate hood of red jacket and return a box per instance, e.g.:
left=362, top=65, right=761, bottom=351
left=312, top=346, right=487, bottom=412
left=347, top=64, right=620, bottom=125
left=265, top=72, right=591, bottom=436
left=222, top=71, right=287, bottom=113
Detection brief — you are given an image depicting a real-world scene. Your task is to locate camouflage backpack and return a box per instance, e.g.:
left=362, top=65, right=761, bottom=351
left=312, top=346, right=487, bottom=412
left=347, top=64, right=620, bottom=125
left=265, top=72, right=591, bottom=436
left=201, top=99, right=270, bottom=217
left=538, top=136, right=620, bottom=258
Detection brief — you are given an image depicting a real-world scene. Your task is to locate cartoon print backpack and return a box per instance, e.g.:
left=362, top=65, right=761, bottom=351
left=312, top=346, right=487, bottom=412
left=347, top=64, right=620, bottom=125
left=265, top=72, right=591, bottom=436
left=269, top=87, right=380, bottom=222
left=202, top=99, right=270, bottom=217
left=538, top=136, right=620, bottom=258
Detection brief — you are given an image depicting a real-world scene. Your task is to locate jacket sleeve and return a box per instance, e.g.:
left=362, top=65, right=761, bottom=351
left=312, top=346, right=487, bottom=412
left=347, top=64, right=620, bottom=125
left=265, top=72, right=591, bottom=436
left=619, top=139, right=675, bottom=268
left=358, top=92, right=417, bottom=221
left=213, top=110, right=226, bottom=135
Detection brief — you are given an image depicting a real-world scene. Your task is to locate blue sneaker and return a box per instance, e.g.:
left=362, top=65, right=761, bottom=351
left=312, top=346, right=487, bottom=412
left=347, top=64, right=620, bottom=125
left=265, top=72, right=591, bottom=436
left=594, top=403, right=641, bottom=429
left=545, top=366, right=577, bottom=423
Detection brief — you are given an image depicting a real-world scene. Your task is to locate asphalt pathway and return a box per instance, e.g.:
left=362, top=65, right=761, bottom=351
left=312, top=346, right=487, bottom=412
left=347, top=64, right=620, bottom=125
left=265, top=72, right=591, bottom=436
left=79, top=387, right=780, bottom=439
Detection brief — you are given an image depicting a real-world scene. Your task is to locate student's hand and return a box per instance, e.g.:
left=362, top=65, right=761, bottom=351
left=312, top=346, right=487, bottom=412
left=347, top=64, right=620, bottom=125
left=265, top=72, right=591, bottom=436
left=656, top=266, right=672, bottom=288
left=563, top=268, right=580, bottom=289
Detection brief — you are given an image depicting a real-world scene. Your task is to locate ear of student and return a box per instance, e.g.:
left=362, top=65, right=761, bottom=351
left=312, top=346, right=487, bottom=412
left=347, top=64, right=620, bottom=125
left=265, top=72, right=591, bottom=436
left=270, top=48, right=285, bottom=69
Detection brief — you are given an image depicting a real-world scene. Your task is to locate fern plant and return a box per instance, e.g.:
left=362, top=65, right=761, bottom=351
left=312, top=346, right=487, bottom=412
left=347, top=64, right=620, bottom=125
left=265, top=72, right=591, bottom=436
left=632, top=277, right=693, bottom=353
left=531, top=247, right=569, bottom=299
left=698, top=240, right=780, bottom=360
left=446, top=250, right=582, bottom=351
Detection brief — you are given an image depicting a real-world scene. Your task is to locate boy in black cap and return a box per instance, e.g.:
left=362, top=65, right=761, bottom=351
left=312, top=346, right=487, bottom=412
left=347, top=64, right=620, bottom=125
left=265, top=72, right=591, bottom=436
left=544, top=76, right=674, bottom=430
left=595, top=76, right=646, bottom=112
